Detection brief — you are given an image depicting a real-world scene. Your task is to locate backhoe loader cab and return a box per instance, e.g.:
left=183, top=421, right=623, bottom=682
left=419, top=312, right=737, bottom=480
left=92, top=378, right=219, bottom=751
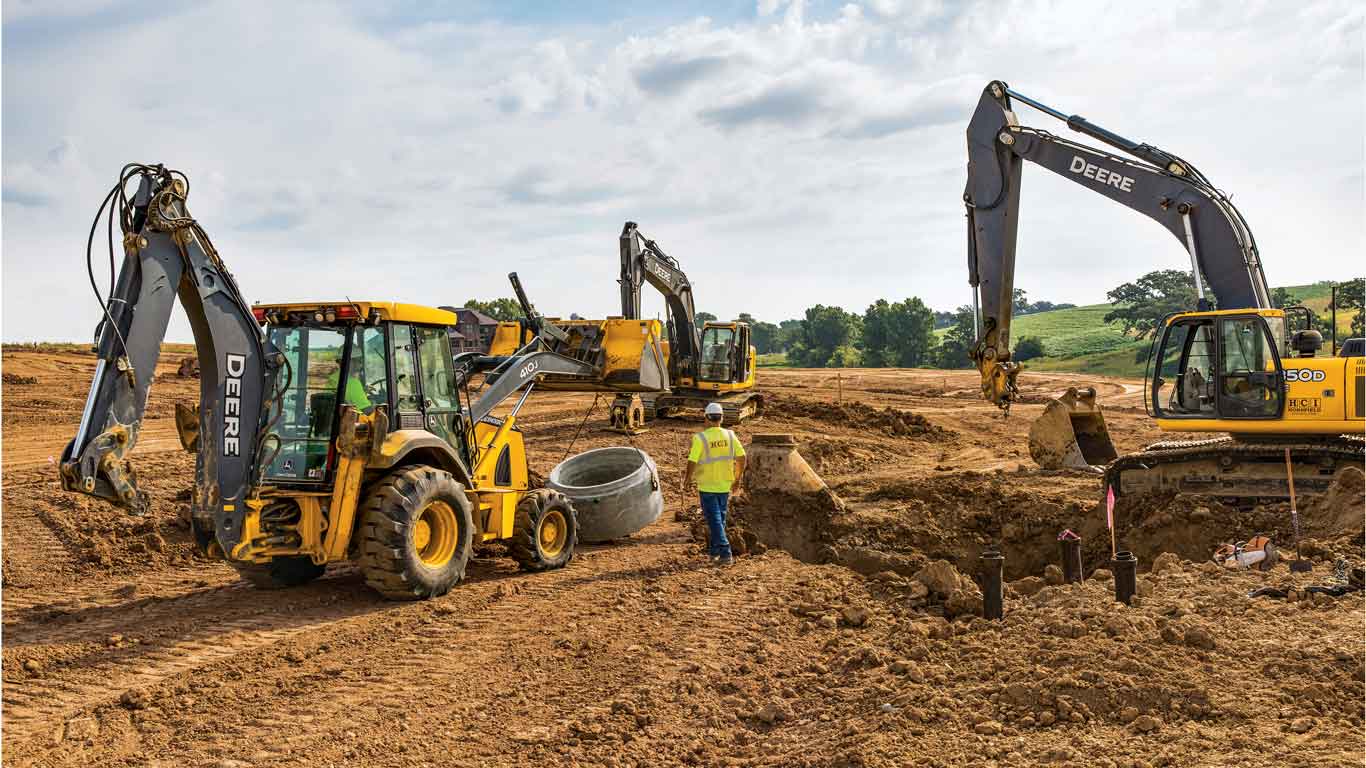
left=230, top=301, right=581, bottom=598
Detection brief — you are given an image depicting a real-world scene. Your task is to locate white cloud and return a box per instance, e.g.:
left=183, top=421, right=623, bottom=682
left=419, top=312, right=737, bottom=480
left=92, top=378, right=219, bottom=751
left=2, top=0, right=1362, bottom=343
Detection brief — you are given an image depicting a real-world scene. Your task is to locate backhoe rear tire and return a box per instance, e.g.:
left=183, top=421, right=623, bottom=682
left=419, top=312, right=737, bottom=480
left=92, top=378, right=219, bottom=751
left=232, top=556, right=326, bottom=590
left=356, top=466, right=474, bottom=600
left=509, top=490, right=578, bottom=572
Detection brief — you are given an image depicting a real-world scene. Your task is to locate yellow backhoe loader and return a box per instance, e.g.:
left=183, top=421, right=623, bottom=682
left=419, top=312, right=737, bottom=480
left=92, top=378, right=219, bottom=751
left=489, top=223, right=762, bottom=431
left=61, top=164, right=620, bottom=599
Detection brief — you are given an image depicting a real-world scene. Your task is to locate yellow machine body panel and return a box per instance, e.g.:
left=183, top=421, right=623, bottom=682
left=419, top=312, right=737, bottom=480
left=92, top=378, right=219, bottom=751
left=488, top=321, right=532, bottom=356
left=468, top=418, right=529, bottom=540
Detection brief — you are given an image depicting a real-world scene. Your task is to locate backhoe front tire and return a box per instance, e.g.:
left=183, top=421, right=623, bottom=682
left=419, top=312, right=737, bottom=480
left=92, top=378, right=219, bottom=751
left=510, top=490, right=578, bottom=572
left=232, top=556, right=326, bottom=590
left=356, top=466, right=474, bottom=600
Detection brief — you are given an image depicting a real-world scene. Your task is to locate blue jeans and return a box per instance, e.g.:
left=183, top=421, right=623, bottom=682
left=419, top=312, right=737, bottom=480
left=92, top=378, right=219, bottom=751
left=700, top=491, right=731, bottom=559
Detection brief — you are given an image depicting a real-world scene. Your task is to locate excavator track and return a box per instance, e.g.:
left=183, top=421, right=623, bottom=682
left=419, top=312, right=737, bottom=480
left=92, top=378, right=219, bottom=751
left=641, top=391, right=764, bottom=424
left=1106, top=434, right=1364, bottom=500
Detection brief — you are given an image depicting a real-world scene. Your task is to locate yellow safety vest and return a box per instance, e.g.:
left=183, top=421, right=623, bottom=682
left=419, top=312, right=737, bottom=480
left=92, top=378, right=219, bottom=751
left=688, top=427, right=745, bottom=493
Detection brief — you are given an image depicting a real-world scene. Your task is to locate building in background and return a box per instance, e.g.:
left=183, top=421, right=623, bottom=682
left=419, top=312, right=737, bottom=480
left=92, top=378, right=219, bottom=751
left=439, top=306, right=500, bottom=353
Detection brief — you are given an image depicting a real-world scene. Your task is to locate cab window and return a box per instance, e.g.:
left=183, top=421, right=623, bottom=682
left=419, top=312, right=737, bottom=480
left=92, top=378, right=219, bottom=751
left=1217, top=316, right=1283, bottom=419
left=342, top=326, right=388, bottom=414
left=416, top=326, right=456, bottom=409
left=1152, top=320, right=1215, bottom=417
left=391, top=325, right=420, bottom=413
left=699, top=326, right=737, bottom=382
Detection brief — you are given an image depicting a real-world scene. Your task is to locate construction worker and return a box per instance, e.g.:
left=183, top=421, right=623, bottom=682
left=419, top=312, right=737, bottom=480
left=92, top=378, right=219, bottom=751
left=683, top=402, right=747, bottom=565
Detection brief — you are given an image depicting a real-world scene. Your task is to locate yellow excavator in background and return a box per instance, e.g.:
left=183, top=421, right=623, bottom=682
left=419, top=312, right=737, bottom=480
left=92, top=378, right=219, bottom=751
left=60, top=164, right=637, bottom=599
left=963, top=81, right=1363, bottom=499
left=490, top=223, right=762, bottom=431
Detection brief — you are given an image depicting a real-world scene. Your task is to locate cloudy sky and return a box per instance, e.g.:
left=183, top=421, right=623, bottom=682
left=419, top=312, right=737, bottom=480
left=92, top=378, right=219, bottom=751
left=3, top=0, right=1362, bottom=342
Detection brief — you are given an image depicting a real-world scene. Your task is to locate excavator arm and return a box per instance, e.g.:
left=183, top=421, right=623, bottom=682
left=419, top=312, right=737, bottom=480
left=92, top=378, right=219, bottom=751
left=619, top=221, right=702, bottom=379
left=964, top=80, right=1271, bottom=410
left=60, top=164, right=278, bottom=557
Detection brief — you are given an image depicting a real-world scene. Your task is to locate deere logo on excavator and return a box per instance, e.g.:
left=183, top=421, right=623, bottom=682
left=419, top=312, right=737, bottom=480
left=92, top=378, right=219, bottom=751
left=224, top=353, right=246, bottom=456
left=1068, top=155, right=1135, bottom=192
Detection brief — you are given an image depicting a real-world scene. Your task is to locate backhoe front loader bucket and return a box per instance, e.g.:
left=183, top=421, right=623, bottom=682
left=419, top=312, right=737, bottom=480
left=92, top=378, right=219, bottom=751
left=1028, top=387, right=1118, bottom=471
left=535, top=318, right=669, bottom=393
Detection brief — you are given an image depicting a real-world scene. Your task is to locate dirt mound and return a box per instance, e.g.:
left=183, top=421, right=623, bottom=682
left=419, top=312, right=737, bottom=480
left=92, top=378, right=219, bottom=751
left=765, top=394, right=953, bottom=439
left=1094, top=482, right=1365, bottom=570
left=1307, top=466, right=1365, bottom=544
left=3, top=372, right=39, bottom=385
left=12, top=456, right=202, bottom=578
left=797, top=436, right=884, bottom=475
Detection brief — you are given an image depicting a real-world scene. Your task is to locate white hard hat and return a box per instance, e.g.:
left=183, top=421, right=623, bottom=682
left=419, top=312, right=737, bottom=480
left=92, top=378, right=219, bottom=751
left=704, top=402, right=724, bottom=417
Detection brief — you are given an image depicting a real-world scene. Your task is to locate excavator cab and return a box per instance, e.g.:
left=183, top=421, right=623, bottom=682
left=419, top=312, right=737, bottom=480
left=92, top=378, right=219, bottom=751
left=698, top=322, right=753, bottom=386
left=1148, top=309, right=1288, bottom=423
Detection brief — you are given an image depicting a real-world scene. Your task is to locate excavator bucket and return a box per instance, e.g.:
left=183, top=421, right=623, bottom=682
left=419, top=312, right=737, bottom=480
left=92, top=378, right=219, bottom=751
left=1028, top=386, right=1118, bottom=471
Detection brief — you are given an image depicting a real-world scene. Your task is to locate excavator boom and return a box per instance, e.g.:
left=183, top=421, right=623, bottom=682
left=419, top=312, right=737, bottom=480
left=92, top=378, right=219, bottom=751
left=964, top=80, right=1271, bottom=410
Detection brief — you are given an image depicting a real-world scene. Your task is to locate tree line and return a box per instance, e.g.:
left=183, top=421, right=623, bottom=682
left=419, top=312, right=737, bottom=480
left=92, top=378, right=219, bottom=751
left=462, top=273, right=1365, bottom=369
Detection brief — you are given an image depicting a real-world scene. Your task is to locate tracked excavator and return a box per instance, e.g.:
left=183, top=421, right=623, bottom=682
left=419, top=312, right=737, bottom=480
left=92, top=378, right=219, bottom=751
left=490, top=222, right=762, bottom=431
left=963, top=81, right=1364, bottom=499
left=60, top=163, right=624, bottom=599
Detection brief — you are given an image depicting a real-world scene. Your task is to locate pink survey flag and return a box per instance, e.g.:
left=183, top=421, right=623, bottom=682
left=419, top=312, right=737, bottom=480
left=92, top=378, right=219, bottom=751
left=1105, top=485, right=1115, bottom=530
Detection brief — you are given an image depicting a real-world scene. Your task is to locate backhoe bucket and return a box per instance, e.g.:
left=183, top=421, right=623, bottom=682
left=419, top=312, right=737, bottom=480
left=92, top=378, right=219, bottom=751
left=1028, top=386, right=1118, bottom=471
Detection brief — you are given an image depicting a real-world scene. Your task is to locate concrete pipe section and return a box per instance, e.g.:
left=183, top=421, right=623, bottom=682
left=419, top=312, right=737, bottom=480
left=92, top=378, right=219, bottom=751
left=548, top=446, right=663, bottom=543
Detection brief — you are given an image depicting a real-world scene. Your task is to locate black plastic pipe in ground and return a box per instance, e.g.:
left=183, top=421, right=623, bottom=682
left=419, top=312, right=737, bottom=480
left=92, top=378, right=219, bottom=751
left=1058, top=530, right=1083, bottom=584
left=981, top=549, right=1004, bottom=620
left=1112, top=551, right=1138, bottom=605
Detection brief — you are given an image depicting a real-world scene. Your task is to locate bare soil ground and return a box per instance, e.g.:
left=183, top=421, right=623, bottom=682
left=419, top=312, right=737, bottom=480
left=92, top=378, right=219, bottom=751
left=2, top=350, right=1362, bottom=767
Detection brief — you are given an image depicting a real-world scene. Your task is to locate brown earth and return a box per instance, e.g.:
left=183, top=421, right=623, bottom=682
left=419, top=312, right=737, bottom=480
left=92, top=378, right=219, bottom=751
left=2, top=350, right=1362, bottom=767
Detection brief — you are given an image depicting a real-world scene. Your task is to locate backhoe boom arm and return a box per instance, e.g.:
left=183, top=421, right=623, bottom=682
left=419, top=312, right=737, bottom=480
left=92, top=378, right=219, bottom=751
left=60, top=165, right=275, bottom=557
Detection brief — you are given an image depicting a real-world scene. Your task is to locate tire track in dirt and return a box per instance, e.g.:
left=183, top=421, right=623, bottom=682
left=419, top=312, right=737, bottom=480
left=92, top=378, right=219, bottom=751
left=163, top=547, right=685, bottom=761
left=1, top=560, right=238, bottom=617
left=0, top=505, right=79, bottom=590
left=1, top=574, right=384, bottom=744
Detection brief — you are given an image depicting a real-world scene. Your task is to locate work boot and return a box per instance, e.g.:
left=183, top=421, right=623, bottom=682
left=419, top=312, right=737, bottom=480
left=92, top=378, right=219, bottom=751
left=720, top=555, right=735, bottom=567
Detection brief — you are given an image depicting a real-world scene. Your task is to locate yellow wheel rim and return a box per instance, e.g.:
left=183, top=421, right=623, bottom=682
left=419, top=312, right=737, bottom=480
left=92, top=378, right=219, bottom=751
left=414, top=500, right=458, bottom=568
left=538, top=509, right=569, bottom=558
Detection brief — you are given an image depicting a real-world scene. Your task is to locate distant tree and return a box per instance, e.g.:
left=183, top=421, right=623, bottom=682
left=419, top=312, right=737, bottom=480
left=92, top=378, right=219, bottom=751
left=862, top=297, right=937, bottom=368
left=1335, top=278, right=1365, bottom=337
left=1013, top=336, right=1046, bottom=361
left=933, top=310, right=956, bottom=329
left=789, top=305, right=859, bottom=367
left=463, top=297, right=522, bottom=322
left=1012, top=288, right=1030, bottom=315
left=1023, top=300, right=1076, bottom=314
left=1270, top=287, right=1301, bottom=309
left=933, top=305, right=977, bottom=369
left=1103, top=269, right=1200, bottom=341
left=827, top=344, right=862, bottom=368
left=694, top=311, right=718, bottom=330
left=737, top=312, right=781, bottom=354
left=775, top=319, right=802, bottom=352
